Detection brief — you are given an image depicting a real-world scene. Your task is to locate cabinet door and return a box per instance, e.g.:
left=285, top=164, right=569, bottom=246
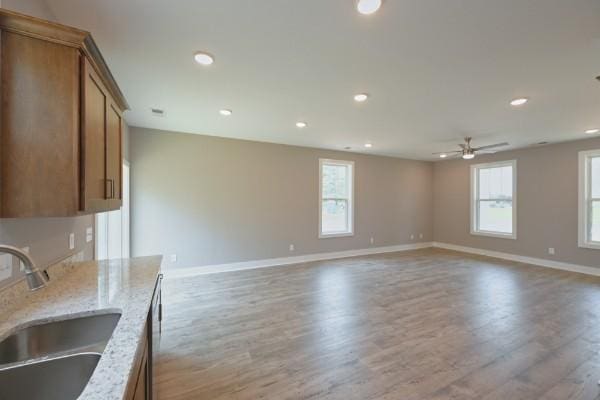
left=81, top=56, right=108, bottom=212
left=0, top=32, right=80, bottom=217
left=133, top=345, right=148, bottom=400
left=106, top=100, right=123, bottom=204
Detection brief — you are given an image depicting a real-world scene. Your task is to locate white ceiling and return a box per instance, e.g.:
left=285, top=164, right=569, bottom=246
left=44, top=0, right=600, bottom=160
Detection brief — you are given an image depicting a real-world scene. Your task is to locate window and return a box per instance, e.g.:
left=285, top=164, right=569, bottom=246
left=319, top=159, right=354, bottom=238
left=471, top=160, right=517, bottom=239
left=579, top=150, right=600, bottom=249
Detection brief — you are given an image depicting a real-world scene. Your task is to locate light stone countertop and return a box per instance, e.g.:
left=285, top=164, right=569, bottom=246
left=0, top=255, right=162, bottom=400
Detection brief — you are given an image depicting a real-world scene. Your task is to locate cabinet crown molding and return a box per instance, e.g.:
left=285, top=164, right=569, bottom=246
left=0, top=8, right=129, bottom=110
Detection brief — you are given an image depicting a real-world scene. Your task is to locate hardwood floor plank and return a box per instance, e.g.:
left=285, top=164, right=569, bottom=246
left=157, top=249, right=600, bottom=400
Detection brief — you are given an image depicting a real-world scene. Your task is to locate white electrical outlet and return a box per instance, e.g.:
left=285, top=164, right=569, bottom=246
left=86, top=227, right=93, bottom=243
left=69, top=233, right=75, bottom=250
left=19, top=246, right=30, bottom=272
left=289, top=244, right=295, bottom=252
left=370, top=237, right=374, bottom=245
left=170, top=254, right=177, bottom=263
left=0, top=254, right=12, bottom=281
left=548, top=248, right=555, bottom=255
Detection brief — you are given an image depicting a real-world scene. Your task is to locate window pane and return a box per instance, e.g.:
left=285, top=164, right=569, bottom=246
left=322, top=164, right=348, bottom=198
left=592, top=157, right=600, bottom=199
left=479, top=166, right=512, bottom=200
left=478, top=200, right=513, bottom=234
left=592, top=200, right=600, bottom=242
left=322, top=200, right=348, bottom=233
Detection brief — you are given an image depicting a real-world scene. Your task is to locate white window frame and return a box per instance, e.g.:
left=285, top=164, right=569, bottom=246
left=578, top=149, right=600, bottom=250
left=319, top=159, right=354, bottom=238
left=470, top=160, right=517, bottom=240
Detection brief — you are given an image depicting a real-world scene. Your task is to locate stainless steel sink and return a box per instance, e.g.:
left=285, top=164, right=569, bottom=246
left=0, top=312, right=120, bottom=365
left=0, top=353, right=101, bottom=400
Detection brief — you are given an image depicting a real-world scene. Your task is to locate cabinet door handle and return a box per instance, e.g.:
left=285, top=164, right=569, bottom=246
left=106, top=179, right=115, bottom=199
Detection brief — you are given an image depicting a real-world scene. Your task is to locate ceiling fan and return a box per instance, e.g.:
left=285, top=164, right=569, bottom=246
left=433, top=137, right=509, bottom=160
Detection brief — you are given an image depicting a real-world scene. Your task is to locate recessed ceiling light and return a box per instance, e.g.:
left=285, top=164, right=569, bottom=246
left=364, top=143, right=373, bottom=148
left=194, top=52, right=214, bottom=65
left=354, top=93, right=369, bottom=102
left=585, top=128, right=599, bottom=134
left=296, top=121, right=307, bottom=128
left=439, top=154, right=448, bottom=158
left=510, top=97, right=529, bottom=106
left=219, top=109, right=232, bottom=116
left=357, top=0, right=382, bottom=15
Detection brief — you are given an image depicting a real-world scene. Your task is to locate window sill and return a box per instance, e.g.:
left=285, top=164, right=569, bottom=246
left=319, top=232, right=354, bottom=239
left=471, top=230, right=517, bottom=240
left=578, top=241, right=600, bottom=250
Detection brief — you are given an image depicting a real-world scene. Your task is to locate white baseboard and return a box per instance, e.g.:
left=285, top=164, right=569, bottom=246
left=163, top=241, right=600, bottom=279
left=164, top=242, right=434, bottom=278
left=433, top=242, right=600, bottom=277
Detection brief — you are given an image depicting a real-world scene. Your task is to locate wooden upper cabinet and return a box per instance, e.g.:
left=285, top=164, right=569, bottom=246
left=0, top=9, right=128, bottom=218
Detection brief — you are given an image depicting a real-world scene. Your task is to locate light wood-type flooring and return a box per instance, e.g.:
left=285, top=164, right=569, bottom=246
left=157, top=248, right=600, bottom=400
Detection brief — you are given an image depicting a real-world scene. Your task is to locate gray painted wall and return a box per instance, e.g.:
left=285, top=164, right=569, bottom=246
left=130, top=128, right=433, bottom=269
left=433, top=136, right=600, bottom=268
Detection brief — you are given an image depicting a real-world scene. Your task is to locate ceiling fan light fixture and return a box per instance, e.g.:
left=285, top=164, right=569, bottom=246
left=462, top=148, right=475, bottom=159
left=437, top=138, right=507, bottom=161
left=585, top=128, right=599, bottom=134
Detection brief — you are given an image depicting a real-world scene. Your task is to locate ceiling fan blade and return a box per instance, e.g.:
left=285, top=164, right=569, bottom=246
left=458, top=143, right=466, bottom=149
left=476, top=150, right=498, bottom=154
left=473, top=142, right=509, bottom=151
left=432, top=150, right=462, bottom=155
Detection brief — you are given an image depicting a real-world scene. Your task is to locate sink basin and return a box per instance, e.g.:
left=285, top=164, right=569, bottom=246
left=0, top=353, right=100, bottom=400
left=0, top=313, right=120, bottom=365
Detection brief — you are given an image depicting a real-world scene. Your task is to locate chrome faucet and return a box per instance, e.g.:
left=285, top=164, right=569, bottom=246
left=0, top=245, right=48, bottom=291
